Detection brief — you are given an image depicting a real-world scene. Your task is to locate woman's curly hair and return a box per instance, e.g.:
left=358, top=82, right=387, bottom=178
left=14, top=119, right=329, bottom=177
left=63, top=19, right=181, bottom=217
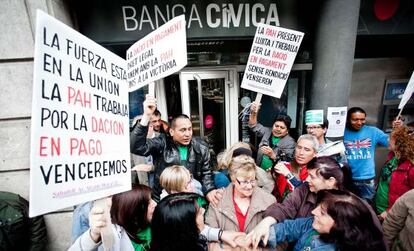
left=391, top=125, right=414, bottom=163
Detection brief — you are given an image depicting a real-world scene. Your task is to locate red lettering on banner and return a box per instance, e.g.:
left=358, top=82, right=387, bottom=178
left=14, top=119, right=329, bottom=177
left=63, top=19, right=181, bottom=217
left=67, top=86, right=91, bottom=108
left=39, top=136, right=61, bottom=157
left=70, top=138, right=102, bottom=156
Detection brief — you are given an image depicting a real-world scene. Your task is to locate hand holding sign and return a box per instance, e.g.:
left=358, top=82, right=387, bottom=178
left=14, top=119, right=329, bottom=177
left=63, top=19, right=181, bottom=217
left=241, top=25, right=304, bottom=99
left=250, top=101, right=261, bottom=113
left=143, top=95, right=157, bottom=116
left=240, top=25, right=304, bottom=123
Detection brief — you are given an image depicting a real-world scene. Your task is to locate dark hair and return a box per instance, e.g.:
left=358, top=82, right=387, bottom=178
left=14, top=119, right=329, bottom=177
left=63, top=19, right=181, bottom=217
left=110, top=184, right=152, bottom=244
left=153, top=109, right=161, bottom=117
left=272, top=114, right=292, bottom=130
left=171, top=114, right=191, bottom=129
left=317, top=190, right=386, bottom=251
left=307, top=156, right=352, bottom=191
left=321, top=119, right=329, bottom=129
left=232, top=147, right=253, bottom=158
left=346, top=107, right=367, bottom=129
left=150, top=193, right=207, bottom=251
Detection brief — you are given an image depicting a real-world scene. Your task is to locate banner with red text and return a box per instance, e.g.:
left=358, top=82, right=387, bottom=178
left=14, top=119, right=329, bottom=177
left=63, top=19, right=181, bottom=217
left=30, top=10, right=131, bottom=217
left=241, top=24, right=304, bottom=98
left=127, top=15, right=187, bottom=91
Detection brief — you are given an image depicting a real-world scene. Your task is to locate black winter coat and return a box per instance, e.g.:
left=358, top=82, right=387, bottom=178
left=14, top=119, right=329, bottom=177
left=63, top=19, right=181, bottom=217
left=130, top=124, right=215, bottom=201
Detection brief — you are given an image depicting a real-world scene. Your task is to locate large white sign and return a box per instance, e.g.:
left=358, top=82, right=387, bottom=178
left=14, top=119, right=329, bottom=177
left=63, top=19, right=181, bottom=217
left=127, top=15, right=187, bottom=91
left=30, top=10, right=131, bottom=217
left=241, top=24, right=304, bottom=98
left=398, top=71, right=414, bottom=109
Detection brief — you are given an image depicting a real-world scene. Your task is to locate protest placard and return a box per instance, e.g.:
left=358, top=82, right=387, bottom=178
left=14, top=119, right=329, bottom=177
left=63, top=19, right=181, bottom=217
left=30, top=10, right=131, bottom=217
left=398, top=71, right=414, bottom=111
left=127, top=15, right=187, bottom=91
left=305, top=110, right=324, bottom=125
left=241, top=24, right=304, bottom=98
left=326, top=106, right=347, bottom=137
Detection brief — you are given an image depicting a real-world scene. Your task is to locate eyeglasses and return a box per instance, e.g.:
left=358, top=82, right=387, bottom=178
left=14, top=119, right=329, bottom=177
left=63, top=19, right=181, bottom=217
left=306, top=125, right=322, bottom=130
left=236, top=178, right=257, bottom=186
left=186, top=174, right=194, bottom=188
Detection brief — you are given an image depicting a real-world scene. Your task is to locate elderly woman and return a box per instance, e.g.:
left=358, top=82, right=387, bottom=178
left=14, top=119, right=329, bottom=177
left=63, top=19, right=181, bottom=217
left=376, top=125, right=414, bottom=220
left=272, top=134, right=319, bottom=201
left=206, top=155, right=276, bottom=250
left=215, top=142, right=275, bottom=192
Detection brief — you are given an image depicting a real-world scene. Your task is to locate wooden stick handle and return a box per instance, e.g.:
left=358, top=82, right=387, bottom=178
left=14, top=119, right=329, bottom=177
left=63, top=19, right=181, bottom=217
left=255, top=93, right=263, bottom=103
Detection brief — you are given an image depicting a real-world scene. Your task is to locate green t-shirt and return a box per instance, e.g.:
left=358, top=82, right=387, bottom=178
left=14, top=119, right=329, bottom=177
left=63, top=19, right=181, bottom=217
left=177, top=145, right=189, bottom=167
left=177, top=145, right=188, bottom=161
left=375, top=156, right=398, bottom=213
left=131, top=227, right=151, bottom=251
left=260, top=136, right=281, bottom=171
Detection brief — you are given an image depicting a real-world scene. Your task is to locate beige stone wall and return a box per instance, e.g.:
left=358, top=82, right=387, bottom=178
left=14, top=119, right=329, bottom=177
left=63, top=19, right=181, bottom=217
left=350, top=57, right=414, bottom=180
left=0, top=1, right=74, bottom=250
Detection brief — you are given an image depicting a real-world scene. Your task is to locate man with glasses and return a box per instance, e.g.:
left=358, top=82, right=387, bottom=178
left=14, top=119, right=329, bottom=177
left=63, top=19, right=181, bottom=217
left=306, top=119, right=330, bottom=147
left=306, top=118, right=347, bottom=165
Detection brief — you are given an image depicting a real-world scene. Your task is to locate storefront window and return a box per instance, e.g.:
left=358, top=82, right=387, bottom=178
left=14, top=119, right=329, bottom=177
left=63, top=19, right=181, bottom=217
left=238, top=71, right=307, bottom=144
left=189, top=78, right=226, bottom=156
left=164, top=74, right=182, bottom=122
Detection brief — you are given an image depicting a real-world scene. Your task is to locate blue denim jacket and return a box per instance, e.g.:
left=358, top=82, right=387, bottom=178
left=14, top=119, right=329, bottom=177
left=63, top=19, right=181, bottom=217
left=268, top=217, right=336, bottom=251
left=71, top=201, right=93, bottom=243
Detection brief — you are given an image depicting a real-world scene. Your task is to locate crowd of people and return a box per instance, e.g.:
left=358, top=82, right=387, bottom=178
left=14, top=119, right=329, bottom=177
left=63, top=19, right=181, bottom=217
left=69, top=95, right=414, bottom=251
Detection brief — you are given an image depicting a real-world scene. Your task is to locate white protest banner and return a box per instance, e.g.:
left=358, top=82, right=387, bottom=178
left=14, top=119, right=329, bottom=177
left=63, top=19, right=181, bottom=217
left=305, top=110, right=324, bottom=125
left=326, top=106, right=348, bottom=137
left=30, top=10, right=131, bottom=217
left=241, top=24, right=304, bottom=98
left=398, top=71, right=414, bottom=110
left=127, top=15, right=187, bottom=92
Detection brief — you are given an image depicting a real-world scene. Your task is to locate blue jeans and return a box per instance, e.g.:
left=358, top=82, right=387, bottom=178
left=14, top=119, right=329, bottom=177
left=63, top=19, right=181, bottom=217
left=352, top=178, right=375, bottom=204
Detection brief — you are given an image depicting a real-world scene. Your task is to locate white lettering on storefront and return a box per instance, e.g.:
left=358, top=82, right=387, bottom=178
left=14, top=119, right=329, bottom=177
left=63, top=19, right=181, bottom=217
left=122, top=3, right=280, bottom=31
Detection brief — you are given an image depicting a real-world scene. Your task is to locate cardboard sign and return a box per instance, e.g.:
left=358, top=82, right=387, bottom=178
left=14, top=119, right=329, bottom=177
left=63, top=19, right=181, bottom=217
left=398, top=71, right=414, bottom=109
left=30, top=10, right=131, bottom=217
left=241, top=24, right=304, bottom=98
left=127, top=15, right=187, bottom=91
left=305, top=110, right=324, bottom=125
left=326, top=106, right=347, bottom=137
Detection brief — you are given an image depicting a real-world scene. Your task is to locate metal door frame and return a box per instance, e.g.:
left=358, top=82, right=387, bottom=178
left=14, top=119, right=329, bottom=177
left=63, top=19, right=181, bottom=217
left=179, top=67, right=239, bottom=149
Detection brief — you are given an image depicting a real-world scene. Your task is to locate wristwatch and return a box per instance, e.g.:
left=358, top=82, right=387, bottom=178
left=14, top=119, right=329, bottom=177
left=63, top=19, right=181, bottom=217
left=285, top=173, right=294, bottom=180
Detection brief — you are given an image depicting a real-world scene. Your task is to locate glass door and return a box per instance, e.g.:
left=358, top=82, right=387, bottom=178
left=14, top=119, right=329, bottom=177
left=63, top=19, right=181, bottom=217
left=179, top=70, right=238, bottom=156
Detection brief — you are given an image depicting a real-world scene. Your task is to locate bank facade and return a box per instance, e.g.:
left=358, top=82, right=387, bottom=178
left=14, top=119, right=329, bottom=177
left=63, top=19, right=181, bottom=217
left=69, top=0, right=414, bottom=154
left=0, top=0, right=413, bottom=249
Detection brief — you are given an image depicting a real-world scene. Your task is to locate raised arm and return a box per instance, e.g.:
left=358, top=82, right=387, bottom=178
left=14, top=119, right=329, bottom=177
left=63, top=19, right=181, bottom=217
left=130, top=95, right=165, bottom=155
left=248, top=101, right=261, bottom=127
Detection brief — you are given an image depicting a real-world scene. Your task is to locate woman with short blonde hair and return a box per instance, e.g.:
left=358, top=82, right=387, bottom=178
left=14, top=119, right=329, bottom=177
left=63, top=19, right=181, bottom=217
left=160, top=165, right=192, bottom=194
left=206, top=155, right=276, bottom=250
left=228, top=155, right=257, bottom=181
